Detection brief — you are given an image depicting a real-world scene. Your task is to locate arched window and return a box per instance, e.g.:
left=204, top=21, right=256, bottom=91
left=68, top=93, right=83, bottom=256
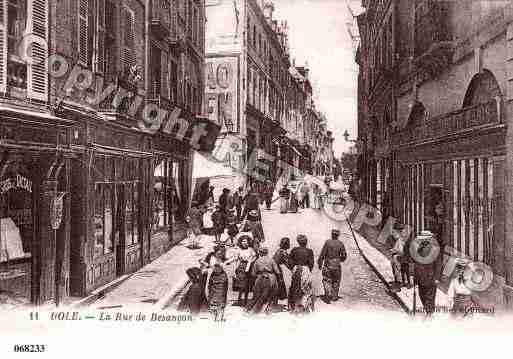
left=462, top=69, right=501, bottom=108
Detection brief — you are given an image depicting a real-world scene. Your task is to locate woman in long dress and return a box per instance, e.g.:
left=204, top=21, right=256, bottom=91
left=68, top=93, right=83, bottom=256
left=241, top=209, right=265, bottom=253
left=279, top=185, right=290, bottom=213
left=288, top=235, right=315, bottom=313
left=199, top=245, right=229, bottom=321
left=230, top=235, right=257, bottom=307
left=272, top=237, right=291, bottom=309
left=245, top=247, right=280, bottom=315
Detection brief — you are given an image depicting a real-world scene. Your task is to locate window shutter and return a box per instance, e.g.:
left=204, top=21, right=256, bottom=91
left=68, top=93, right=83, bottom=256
left=27, top=0, right=48, bottom=101
left=0, top=0, right=7, bottom=93
left=96, top=0, right=106, bottom=73
left=161, top=50, right=169, bottom=98
left=121, top=6, right=135, bottom=72
left=78, top=0, right=88, bottom=65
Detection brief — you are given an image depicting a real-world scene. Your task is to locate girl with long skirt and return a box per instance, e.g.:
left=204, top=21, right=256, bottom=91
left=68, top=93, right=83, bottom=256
left=245, top=247, right=280, bottom=315
left=288, top=235, right=315, bottom=313
left=230, top=235, right=257, bottom=307
left=241, top=210, right=265, bottom=253
left=279, top=185, right=290, bottom=213
left=177, top=267, right=204, bottom=315
left=200, top=245, right=229, bottom=321
left=272, top=237, right=291, bottom=310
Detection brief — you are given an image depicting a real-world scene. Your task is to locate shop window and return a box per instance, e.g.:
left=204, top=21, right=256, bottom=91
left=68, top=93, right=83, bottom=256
left=94, top=183, right=114, bottom=258
left=153, top=159, right=170, bottom=231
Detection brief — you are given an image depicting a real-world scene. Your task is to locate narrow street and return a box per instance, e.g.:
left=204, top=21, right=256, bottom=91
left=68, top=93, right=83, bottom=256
left=90, top=200, right=401, bottom=318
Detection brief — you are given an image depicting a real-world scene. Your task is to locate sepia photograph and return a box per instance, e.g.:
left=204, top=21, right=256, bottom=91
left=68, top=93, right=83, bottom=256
left=0, top=0, right=512, bottom=357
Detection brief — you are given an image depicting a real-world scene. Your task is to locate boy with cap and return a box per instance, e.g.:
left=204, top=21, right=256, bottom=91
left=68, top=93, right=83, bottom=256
left=318, top=229, right=347, bottom=303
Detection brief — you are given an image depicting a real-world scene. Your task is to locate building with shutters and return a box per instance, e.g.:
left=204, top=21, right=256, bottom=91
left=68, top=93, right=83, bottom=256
left=204, top=0, right=332, bottom=194
left=356, top=0, right=513, bottom=308
left=0, top=0, right=213, bottom=307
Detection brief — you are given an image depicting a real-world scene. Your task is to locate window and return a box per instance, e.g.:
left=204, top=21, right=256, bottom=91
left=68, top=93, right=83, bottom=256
left=6, top=0, right=27, bottom=89
left=170, top=60, right=178, bottom=102
left=121, top=6, right=136, bottom=72
left=95, top=0, right=106, bottom=73
left=150, top=45, right=161, bottom=98
left=125, top=159, right=140, bottom=246
left=253, top=25, right=256, bottom=48
left=94, top=183, right=114, bottom=258
left=78, top=0, right=89, bottom=65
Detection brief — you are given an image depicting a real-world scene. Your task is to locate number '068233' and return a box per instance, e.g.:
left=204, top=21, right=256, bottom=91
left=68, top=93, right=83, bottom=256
left=13, top=344, right=46, bottom=352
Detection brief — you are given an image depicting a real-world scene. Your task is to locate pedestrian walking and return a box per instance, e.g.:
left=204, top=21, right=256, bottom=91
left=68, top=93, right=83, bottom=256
left=264, top=181, right=274, bottom=210
left=311, top=184, right=320, bottom=209
left=230, top=235, right=257, bottom=307
left=318, top=229, right=347, bottom=304
left=177, top=267, right=204, bottom=315
left=207, top=186, right=215, bottom=207
left=288, top=235, right=315, bottom=313
left=211, top=205, right=225, bottom=244
left=242, top=183, right=260, bottom=218
left=412, top=231, right=442, bottom=316
left=185, top=206, right=203, bottom=249
left=245, top=247, right=280, bottom=315
left=233, top=187, right=244, bottom=222
left=219, top=188, right=230, bottom=213
left=301, top=182, right=310, bottom=208
left=288, top=185, right=299, bottom=213
left=200, top=245, right=229, bottom=321
left=279, top=184, right=290, bottom=213
left=240, top=209, right=265, bottom=253
left=296, top=184, right=305, bottom=209
left=272, top=237, right=291, bottom=309
left=448, top=259, right=475, bottom=317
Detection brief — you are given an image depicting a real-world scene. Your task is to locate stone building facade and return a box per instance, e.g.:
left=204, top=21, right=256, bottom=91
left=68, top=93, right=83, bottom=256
left=0, top=0, right=214, bottom=307
left=357, top=0, right=513, bottom=308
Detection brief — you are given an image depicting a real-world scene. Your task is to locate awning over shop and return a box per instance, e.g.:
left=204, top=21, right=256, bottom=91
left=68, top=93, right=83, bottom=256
left=192, top=151, right=234, bottom=179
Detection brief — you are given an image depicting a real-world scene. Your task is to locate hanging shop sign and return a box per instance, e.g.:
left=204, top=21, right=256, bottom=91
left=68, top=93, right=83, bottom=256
left=50, top=192, right=67, bottom=230
left=0, top=174, right=32, bottom=194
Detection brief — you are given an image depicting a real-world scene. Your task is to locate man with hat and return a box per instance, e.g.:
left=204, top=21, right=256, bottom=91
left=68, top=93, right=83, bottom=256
left=389, top=222, right=412, bottom=290
left=318, top=229, right=347, bottom=303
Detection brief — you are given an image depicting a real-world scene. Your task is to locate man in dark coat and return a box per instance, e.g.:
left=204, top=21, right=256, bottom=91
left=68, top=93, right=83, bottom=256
left=242, top=184, right=260, bottom=220
left=218, top=188, right=230, bottom=213
left=318, top=229, right=347, bottom=303
left=233, top=187, right=244, bottom=222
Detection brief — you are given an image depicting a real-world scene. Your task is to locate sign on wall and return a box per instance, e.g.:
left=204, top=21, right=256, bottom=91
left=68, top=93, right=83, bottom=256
left=205, top=57, right=238, bottom=132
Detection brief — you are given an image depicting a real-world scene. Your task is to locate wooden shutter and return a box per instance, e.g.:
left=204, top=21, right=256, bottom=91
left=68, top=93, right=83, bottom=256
left=95, top=0, right=106, bottom=73
left=121, top=6, right=135, bottom=72
left=161, top=50, right=169, bottom=98
left=78, top=0, right=88, bottom=65
left=27, top=0, right=48, bottom=101
left=0, top=0, right=7, bottom=93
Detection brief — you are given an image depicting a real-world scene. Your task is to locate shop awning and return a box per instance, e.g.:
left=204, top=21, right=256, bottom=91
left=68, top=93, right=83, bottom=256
left=192, top=151, right=234, bottom=179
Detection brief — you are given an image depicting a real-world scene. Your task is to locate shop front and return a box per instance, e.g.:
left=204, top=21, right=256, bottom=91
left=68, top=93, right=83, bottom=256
left=0, top=110, right=73, bottom=307
left=394, top=94, right=506, bottom=305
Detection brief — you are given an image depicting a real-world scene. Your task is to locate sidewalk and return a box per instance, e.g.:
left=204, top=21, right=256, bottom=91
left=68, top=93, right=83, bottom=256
left=78, top=233, right=220, bottom=311
left=352, top=226, right=451, bottom=314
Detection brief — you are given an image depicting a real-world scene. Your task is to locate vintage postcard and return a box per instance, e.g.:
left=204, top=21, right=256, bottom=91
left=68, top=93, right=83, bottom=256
left=1, top=0, right=513, bottom=356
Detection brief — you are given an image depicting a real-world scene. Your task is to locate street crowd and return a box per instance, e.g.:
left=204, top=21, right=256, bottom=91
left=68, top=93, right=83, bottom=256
left=177, top=180, right=348, bottom=321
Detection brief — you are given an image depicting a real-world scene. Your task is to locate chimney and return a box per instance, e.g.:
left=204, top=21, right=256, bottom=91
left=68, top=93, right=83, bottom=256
left=263, top=1, right=274, bottom=20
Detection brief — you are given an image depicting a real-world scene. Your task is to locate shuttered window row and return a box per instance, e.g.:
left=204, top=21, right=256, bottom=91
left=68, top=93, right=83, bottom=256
left=402, top=157, right=502, bottom=266
left=0, top=0, right=47, bottom=100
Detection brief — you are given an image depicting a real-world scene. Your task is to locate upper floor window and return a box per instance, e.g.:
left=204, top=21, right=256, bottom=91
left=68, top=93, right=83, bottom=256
left=121, top=5, right=136, bottom=72
left=6, top=0, right=27, bottom=89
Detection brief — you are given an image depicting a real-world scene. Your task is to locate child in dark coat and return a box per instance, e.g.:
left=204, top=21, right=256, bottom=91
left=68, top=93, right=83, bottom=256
left=177, top=267, right=204, bottom=315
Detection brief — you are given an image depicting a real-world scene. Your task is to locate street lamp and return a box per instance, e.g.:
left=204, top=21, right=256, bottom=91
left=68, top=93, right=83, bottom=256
left=343, top=129, right=357, bottom=143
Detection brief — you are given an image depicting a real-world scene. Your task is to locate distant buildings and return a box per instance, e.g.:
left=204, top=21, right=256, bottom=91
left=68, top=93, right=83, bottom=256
left=356, top=0, right=513, bottom=308
left=204, top=0, right=335, bottom=191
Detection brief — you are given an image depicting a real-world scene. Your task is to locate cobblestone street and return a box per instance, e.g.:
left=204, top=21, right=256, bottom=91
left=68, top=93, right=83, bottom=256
left=90, top=200, right=401, bottom=318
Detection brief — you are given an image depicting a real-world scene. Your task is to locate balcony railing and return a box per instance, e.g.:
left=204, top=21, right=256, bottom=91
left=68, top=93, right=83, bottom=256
left=397, top=99, right=500, bottom=145
left=151, top=0, right=172, bottom=40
